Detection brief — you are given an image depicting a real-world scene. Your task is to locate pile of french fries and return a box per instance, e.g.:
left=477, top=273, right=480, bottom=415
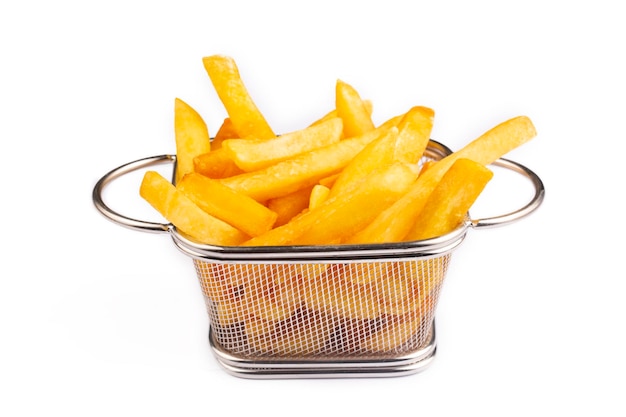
left=139, top=55, right=538, bottom=354
left=141, top=55, right=536, bottom=247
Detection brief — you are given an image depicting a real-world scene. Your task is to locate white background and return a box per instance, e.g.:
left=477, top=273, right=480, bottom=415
left=2, top=1, right=624, bottom=416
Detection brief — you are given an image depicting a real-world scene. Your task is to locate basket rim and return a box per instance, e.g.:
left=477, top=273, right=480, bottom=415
left=170, top=218, right=470, bottom=263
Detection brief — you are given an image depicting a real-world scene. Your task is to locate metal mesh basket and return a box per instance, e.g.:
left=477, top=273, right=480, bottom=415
left=196, top=258, right=447, bottom=357
left=93, top=140, right=544, bottom=378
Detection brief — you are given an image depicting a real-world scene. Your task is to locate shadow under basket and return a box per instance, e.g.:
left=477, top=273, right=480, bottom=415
left=93, top=140, right=544, bottom=379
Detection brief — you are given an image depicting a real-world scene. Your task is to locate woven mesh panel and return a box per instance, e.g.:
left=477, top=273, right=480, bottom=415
left=194, top=255, right=450, bottom=359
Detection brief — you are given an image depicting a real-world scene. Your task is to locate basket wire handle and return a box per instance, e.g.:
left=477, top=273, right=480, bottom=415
left=92, top=154, right=176, bottom=234
left=470, top=157, right=545, bottom=229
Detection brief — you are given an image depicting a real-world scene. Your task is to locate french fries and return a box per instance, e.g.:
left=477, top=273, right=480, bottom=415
left=218, top=124, right=389, bottom=202
left=406, top=158, right=493, bottom=241
left=139, top=171, right=247, bottom=246
left=347, top=116, right=537, bottom=244
left=393, top=106, right=435, bottom=165
left=137, top=54, right=539, bottom=355
left=211, top=117, right=238, bottom=149
left=202, top=55, right=275, bottom=139
left=222, top=117, right=343, bottom=171
left=335, top=79, right=375, bottom=137
left=177, top=172, right=277, bottom=237
left=242, top=162, right=419, bottom=246
left=193, top=148, right=244, bottom=179
left=266, top=186, right=313, bottom=227
left=308, top=184, right=330, bottom=210
left=327, top=127, right=400, bottom=198
left=173, top=98, right=211, bottom=185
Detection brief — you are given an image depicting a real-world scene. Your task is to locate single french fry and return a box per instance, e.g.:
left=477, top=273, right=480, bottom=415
left=328, top=126, right=399, bottom=198
left=202, top=55, right=275, bottom=139
left=174, top=98, right=211, bottom=185
left=456, top=115, right=537, bottom=166
left=177, top=172, right=277, bottom=237
left=336, top=79, right=375, bottom=138
left=139, top=171, right=248, bottom=246
left=222, top=117, right=343, bottom=171
left=243, top=162, right=419, bottom=246
left=406, top=158, right=493, bottom=240
left=266, top=186, right=313, bottom=227
left=211, top=117, right=239, bottom=149
left=347, top=116, right=536, bottom=244
left=219, top=125, right=388, bottom=202
left=193, top=148, right=244, bottom=179
left=308, top=184, right=330, bottom=210
left=393, top=106, right=435, bottom=165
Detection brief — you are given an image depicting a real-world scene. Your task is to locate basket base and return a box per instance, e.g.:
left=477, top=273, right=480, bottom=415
left=208, top=321, right=437, bottom=379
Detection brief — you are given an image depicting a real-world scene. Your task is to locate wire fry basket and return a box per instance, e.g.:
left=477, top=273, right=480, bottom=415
left=93, top=140, right=544, bottom=378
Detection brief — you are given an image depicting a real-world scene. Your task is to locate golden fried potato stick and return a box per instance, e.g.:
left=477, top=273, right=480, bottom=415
left=266, top=186, right=313, bottom=227
left=347, top=115, right=536, bottom=244
left=308, top=184, right=330, bottom=210
left=139, top=171, right=248, bottom=246
left=193, top=148, right=244, bottom=179
left=243, top=162, right=419, bottom=247
left=406, top=158, right=493, bottom=241
left=393, top=106, right=435, bottom=165
left=211, top=117, right=239, bottom=149
left=222, top=117, right=343, bottom=171
left=202, top=55, right=275, bottom=139
left=173, top=98, right=211, bottom=185
left=219, top=124, right=389, bottom=202
left=177, top=172, right=277, bottom=237
left=335, top=79, right=375, bottom=138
